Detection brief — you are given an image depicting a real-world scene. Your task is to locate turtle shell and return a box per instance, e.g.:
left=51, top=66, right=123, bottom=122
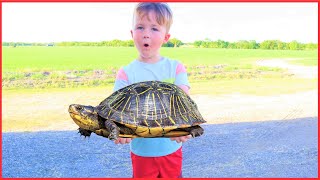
left=96, top=81, right=206, bottom=128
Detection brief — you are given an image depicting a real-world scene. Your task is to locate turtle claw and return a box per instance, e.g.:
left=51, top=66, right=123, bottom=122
left=189, top=126, right=204, bottom=138
left=108, top=133, right=118, bottom=141
left=78, top=128, right=92, bottom=137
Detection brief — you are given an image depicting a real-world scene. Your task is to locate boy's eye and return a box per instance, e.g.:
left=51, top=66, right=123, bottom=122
left=152, top=28, right=158, bottom=31
left=137, top=26, right=143, bottom=30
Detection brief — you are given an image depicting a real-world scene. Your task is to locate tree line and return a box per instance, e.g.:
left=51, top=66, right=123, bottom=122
left=3, top=38, right=317, bottom=50
left=193, top=39, right=317, bottom=50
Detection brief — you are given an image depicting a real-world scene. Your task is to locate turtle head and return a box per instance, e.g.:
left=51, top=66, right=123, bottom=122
left=68, top=104, right=101, bottom=131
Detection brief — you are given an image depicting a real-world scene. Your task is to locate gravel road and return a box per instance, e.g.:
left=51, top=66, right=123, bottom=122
left=3, top=117, right=317, bottom=178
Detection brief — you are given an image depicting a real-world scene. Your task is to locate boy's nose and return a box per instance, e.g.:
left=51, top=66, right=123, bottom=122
left=143, top=30, right=150, bottom=38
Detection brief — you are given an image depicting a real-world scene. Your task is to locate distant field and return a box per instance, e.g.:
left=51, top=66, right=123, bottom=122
left=3, top=46, right=317, bottom=71
left=2, top=46, right=317, bottom=90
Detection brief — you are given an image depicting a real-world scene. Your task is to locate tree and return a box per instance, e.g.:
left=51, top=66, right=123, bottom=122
left=216, top=39, right=228, bottom=48
left=260, top=40, right=272, bottom=49
left=169, top=38, right=183, bottom=47
left=289, top=40, right=299, bottom=50
left=193, top=40, right=203, bottom=48
left=305, top=43, right=318, bottom=50
left=248, top=40, right=259, bottom=49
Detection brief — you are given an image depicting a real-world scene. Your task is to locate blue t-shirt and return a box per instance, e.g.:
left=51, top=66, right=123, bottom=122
left=113, top=57, right=190, bottom=157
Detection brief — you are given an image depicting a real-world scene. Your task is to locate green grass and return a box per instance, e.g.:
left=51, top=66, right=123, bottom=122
left=2, top=46, right=317, bottom=91
left=3, top=47, right=317, bottom=71
left=162, top=48, right=318, bottom=67
left=3, top=47, right=138, bottom=71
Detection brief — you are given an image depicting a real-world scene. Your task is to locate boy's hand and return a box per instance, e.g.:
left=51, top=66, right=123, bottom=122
left=114, top=138, right=132, bottom=144
left=114, top=135, right=192, bottom=144
left=170, top=135, right=192, bottom=143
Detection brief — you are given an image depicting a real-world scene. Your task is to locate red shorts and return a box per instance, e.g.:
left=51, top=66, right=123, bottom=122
left=131, top=147, right=183, bottom=178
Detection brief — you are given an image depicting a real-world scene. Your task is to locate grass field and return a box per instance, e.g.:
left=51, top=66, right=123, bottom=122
left=3, top=46, right=317, bottom=71
left=2, top=46, right=317, bottom=91
left=2, top=46, right=317, bottom=132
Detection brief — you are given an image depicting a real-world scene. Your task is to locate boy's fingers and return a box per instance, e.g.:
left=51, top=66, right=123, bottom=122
left=180, top=135, right=191, bottom=142
left=170, top=135, right=192, bottom=143
left=114, top=138, right=132, bottom=144
left=180, top=137, right=188, bottom=143
left=170, top=137, right=177, bottom=141
left=126, top=138, right=132, bottom=143
left=114, top=139, right=120, bottom=144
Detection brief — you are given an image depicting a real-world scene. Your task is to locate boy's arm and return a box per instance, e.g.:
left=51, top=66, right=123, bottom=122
left=170, top=63, right=192, bottom=143
left=113, top=68, right=132, bottom=144
left=113, top=68, right=129, bottom=91
left=178, top=84, right=189, bottom=94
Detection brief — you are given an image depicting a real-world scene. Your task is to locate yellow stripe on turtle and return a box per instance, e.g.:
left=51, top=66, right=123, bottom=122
left=127, top=102, right=131, bottom=110
left=133, top=116, right=136, bottom=124
left=152, top=93, right=157, bottom=120
left=177, top=96, right=187, bottom=113
left=136, top=96, right=139, bottom=117
left=172, top=95, right=177, bottom=117
left=154, top=120, right=161, bottom=127
left=168, top=116, right=176, bottom=125
left=170, top=94, right=173, bottom=115
left=107, top=109, right=112, bottom=118
left=145, top=93, right=150, bottom=119
left=114, top=99, right=125, bottom=109
left=112, top=97, right=125, bottom=109
left=177, top=96, right=188, bottom=122
left=138, top=88, right=152, bottom=95
left=157, top=93, right=167, bottom=118
left=121, top=96, right=131, bottom=113
left=162, top=87, right=172, bottom=91
left=144, top=119, right=149, bottom=126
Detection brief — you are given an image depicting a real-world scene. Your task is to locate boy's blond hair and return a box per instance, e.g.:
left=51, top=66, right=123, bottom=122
left=133, top=2, right=173, bottom=33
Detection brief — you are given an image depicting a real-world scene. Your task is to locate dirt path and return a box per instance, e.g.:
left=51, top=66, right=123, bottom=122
left=2, top=59, right=317, bottom=132
left=194, top=90, right=317, bottom=125
left=256, top=58, right=318, bottom=78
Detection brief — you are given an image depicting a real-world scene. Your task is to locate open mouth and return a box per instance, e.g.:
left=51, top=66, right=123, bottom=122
left=144, top=44, right=149, bottom=47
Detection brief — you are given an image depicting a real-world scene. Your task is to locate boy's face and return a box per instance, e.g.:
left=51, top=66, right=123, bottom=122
left=131, top=11, right=170, bottom=61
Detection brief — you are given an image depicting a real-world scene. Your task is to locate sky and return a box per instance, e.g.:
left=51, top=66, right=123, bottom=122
left=2, top=3, right=318, bottom=43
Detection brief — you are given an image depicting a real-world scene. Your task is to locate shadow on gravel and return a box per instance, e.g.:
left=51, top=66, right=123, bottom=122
left=2, top=117, right=318, bottom=178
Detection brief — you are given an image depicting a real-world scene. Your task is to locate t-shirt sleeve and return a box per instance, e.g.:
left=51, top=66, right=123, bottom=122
left=174, top=62, right=190, bottom=89
left=113, top=68, right=129, bottom=91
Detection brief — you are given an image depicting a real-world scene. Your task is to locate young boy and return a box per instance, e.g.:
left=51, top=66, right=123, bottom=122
left=113, top=3, right=191, bottom=178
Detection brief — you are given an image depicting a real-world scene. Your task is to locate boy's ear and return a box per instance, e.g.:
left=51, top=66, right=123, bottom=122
left=163, top=33, right=171, bottom=43
left=130, top=30, right=133, bottom=38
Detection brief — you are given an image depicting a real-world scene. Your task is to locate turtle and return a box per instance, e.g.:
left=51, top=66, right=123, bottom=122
left=68, top=81, right=206, bottom=140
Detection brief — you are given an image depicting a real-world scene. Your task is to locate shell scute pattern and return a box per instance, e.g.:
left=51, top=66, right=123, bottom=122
left=97, top=81, right=206, bottom=127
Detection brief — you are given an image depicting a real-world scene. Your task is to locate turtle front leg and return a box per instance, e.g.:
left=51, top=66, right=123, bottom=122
left=78, top=128, right=92, bottom=137
left=105, top=120, right=120, bottom=140
left=188, top=125, right=204, bottom=137
left=95, top=129, right=110, bottom=138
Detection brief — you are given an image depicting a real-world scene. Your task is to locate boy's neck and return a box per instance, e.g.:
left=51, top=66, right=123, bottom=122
left=137, top=55, right=163, bottom=64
